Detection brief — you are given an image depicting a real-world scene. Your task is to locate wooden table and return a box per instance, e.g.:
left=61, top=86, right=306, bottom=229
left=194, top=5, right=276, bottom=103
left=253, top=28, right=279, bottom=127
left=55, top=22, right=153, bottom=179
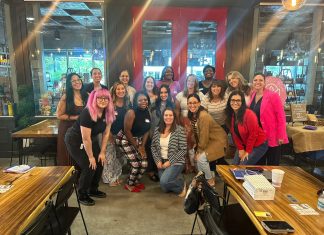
left=286, top=124, right=324, bottom=153
left=0, top=166, right=74, bottom=235
left=217, top=165, right=324, bottom=235
left=11, top=119, right=59, bottom=164
left=12, top=119, right=59, bottom=139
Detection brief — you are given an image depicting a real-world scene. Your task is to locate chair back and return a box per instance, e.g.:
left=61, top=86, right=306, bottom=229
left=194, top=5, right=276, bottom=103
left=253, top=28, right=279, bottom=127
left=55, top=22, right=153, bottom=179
left=21, top=201, right=53, bottom=235
left=55, top=171, right=78, bottom=209
left=195, top=172, right=222, bottom=213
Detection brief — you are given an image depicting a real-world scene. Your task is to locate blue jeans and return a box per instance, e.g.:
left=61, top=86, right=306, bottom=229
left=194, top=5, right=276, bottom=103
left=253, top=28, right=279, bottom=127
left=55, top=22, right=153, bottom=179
left=158, top=164, right=184, bottom=194
left=233, top=141, right=268, bottom=165
left=197, top=152, right=213, bottom=180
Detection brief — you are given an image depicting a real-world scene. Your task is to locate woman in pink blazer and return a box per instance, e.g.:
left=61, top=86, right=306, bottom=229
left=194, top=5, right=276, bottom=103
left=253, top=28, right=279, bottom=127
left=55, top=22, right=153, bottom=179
left=248, top=73, right=288, bottom=165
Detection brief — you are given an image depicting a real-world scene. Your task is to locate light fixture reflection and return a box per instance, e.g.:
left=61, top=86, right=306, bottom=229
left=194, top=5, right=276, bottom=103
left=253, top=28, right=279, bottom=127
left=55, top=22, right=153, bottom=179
left=281, top=0, right=306, bottom=11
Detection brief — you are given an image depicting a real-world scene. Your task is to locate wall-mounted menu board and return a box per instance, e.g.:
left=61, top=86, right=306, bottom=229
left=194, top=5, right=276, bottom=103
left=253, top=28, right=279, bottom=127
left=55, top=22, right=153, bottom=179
left=291, top=103, right=307, bottom=122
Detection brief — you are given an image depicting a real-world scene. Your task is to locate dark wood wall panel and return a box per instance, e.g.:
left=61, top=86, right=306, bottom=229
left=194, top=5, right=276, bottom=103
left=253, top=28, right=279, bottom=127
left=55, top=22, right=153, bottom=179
left=104, top=3, right=133, bottom=87
left=8, top=0, right=32, bottom=87
left=225, top=7, right=254, bottom=80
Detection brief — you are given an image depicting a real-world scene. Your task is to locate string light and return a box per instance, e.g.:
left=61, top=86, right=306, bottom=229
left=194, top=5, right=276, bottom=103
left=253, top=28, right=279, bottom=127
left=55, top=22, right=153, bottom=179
left=281, top=0, right=306, bottom=11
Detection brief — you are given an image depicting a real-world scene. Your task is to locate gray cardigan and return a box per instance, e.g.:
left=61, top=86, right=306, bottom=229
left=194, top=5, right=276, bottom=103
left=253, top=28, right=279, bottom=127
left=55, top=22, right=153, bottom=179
left=151, top=125, right=187, bottom=165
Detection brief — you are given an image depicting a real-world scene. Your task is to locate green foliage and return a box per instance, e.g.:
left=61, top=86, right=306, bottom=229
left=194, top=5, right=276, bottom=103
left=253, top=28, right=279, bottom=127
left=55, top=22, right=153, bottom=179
left=16, top=85, right=36, bottom=129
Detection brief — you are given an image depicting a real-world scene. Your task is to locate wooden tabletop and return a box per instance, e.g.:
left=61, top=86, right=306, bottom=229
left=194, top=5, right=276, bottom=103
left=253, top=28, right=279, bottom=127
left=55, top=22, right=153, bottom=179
left=11, top=119, right=59, bottom=138
left=217, top=165, right=324, bottom=235
left=0, top=166, right=74, bottom=235
left=286, top=124, right=324, bottom=153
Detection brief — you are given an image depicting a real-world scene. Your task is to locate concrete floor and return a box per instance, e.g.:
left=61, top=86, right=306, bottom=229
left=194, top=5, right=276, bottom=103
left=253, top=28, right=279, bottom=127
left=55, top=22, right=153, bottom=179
left=1, top=155, right=323, bottom=235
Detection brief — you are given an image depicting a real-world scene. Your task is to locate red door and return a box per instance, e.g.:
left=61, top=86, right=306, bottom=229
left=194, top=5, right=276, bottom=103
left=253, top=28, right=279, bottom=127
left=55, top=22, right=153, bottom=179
left=132, top=7, right=227, bottom=89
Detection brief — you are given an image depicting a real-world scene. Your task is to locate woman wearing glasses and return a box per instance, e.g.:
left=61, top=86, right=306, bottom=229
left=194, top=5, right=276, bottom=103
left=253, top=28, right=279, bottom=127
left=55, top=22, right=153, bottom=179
left=187, top=94, right=227, bottom=186
left=116, top=91, right=151, bottom=192
left=65, top=89, right=115, bottom=206
left=225, top=90, right=268, bottom=165
left=56, top=73, right=87, bottom=166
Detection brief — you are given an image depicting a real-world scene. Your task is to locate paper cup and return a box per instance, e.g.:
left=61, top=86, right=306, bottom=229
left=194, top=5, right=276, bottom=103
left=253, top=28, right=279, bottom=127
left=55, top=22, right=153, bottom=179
left=272, top=169, right=285, bottom=187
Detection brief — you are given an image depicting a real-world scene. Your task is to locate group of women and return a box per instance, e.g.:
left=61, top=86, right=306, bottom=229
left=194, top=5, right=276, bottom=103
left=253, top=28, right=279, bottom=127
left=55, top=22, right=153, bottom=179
left=56, top=65, right=288, bottom=206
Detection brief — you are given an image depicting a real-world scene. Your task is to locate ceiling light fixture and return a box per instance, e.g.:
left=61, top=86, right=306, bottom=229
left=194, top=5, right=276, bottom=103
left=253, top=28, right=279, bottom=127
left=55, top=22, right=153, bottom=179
left=54, top=29, right=61, bottom=40
left=281, top=0, right=306, bottom=11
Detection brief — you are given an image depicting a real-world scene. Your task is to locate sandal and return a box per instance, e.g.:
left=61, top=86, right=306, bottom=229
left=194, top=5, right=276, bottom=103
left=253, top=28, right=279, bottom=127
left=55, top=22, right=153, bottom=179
left=124, top=184, right=141, bottom=193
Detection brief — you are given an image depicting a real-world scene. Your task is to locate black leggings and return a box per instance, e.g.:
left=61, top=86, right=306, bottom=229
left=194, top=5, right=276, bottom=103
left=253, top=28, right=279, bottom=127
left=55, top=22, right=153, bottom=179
left=65, top=131, right=103, bottom=194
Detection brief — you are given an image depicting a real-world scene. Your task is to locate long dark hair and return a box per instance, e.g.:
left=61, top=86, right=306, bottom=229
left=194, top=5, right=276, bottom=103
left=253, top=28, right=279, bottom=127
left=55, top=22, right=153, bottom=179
left=158, top=107, right=177, bottom=134
left=142, top=76, right=158, bottom=95
left=225, top=90, right=246, bottom=127
left=133, top=91, right=150, bottom=110
left=156, top=84, right=175, bottom=118
left=187, top=93, right=205, bottom=121
left=65, top=73, right=86, bottom=115
left=160, top=66, right=174, bottom=81
left=207, top=80, right=227, bottom=101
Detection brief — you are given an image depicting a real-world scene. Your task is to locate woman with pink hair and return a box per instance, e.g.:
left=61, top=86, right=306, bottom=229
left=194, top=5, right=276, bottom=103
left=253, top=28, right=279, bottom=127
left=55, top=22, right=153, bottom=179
left=65, top=89, right=115, bottom=206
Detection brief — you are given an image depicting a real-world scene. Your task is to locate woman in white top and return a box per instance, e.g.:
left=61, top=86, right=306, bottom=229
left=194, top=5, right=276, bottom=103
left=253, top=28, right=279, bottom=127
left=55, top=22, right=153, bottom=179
left=119, top=70, right=136, bottom=104
left=202, top=80, right=229, bottom=133
left=151, top=108, right=187, bottom=197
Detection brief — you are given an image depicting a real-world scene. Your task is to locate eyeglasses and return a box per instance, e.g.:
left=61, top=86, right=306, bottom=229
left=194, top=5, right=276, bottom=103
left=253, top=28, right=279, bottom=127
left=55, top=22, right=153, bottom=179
left=71, top=79, right=82, bottom=84
left=188, top=102, right=199, bottom=106
left=230, top=99, right=242, bottom=103
left=97, top=96, right=109, bottom=102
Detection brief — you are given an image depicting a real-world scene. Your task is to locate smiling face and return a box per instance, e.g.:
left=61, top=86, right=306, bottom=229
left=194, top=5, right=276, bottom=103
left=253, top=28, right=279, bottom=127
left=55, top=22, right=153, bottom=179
left=96, top=96, right=109, bottom=109
left=164, top=68, right=174, bottom=81
left=119, top=70, right=130, bottom=85
left=115, top=84, right=126, bottom=98
left=187, top=96, right=200, bottom=114
left=163, top=109, right=174, bottom=126
left=160, top=87, right=168, bottom=101
left=230, top=94, right=242, bottom=113
left=137, top=94, right=148, bottom=109
left=211, top=85, right=221, bottom=97
left=145, top=77, right=154, bottom=92
left=252, top=74, right=266, bottom=91
left=71, top=75, right=82, bottom=91
left=91, top=68, right=102, bottom=84
left=228, top=74, right=240, bottom=89
left=204, top=68, right=214, bottom=80
left=186, top=76, right=196, bottom=90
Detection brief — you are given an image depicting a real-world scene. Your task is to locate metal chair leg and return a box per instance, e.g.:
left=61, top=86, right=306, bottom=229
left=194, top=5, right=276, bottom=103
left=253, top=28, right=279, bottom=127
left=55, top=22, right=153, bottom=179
left=74, top=183, right=89, bottom=235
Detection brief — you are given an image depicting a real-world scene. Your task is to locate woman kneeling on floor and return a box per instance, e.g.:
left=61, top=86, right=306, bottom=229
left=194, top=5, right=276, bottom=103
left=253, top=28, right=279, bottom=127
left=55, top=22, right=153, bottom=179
left=151, top=108, right=187, bottom=197
left=65, top=89, right=115, bottom=206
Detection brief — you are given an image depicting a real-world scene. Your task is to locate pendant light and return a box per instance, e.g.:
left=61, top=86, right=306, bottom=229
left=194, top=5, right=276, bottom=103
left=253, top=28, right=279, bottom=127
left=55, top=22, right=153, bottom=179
left=281, top=0, right=306, bottom=11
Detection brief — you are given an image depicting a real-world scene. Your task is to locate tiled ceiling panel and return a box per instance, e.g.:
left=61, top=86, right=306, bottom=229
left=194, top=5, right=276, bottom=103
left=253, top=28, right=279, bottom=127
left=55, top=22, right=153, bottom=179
left=37, top=2, right=102, bottom=30
left=57, top=2, right=89, bottom=10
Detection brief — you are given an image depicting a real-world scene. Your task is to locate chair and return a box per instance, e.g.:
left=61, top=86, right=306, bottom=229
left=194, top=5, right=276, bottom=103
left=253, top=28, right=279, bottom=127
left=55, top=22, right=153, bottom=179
left=21, top=201, right=54, bottom=235
left=186, top=172, right=259, bottom=235
left=50, top=170, right=88, bottom=235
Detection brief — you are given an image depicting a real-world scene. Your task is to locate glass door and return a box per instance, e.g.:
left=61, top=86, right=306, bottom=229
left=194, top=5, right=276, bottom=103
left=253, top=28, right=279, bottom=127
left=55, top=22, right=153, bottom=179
left=132, top=7, right=227, bottom=89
